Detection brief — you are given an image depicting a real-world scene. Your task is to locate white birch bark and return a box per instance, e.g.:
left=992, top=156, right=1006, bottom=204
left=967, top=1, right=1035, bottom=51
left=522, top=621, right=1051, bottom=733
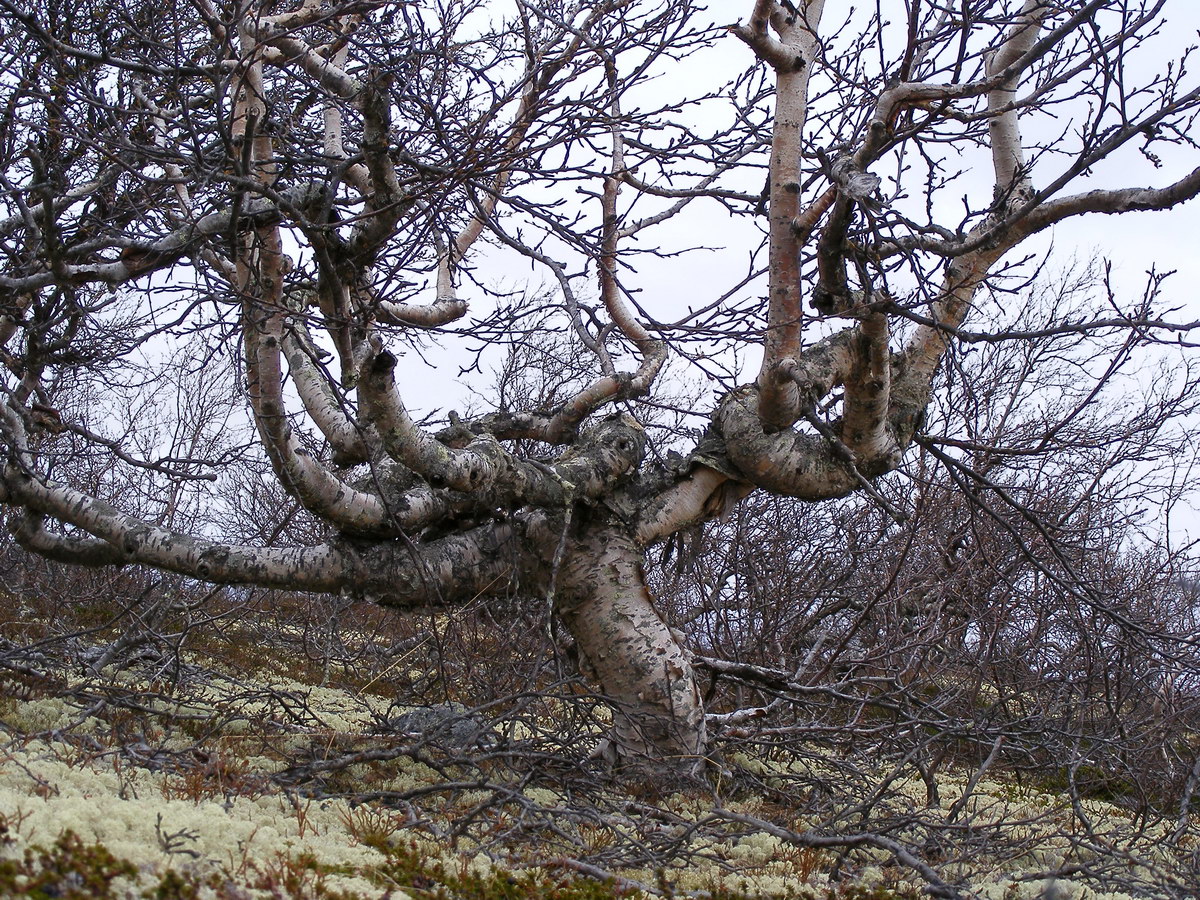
left=987, top=1, right=1047, bottom=201
left=734, top=0, right=828, bottom=430
left=556, top=527, right=707, bottom=772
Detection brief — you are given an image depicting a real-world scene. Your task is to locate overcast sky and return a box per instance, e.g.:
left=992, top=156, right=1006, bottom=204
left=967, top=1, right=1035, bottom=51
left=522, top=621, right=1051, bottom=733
left=396, top=2, right=1200, bottom=539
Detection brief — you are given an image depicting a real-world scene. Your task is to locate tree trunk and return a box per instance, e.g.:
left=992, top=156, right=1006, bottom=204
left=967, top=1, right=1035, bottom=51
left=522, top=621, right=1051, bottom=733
left=554, top=525, right=707, bottom=775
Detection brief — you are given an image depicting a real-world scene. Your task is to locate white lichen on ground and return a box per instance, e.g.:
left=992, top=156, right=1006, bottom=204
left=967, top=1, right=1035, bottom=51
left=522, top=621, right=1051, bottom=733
left=0, top=660, right=1196, bottom=899
left=0, top=737, right=394, bottom=898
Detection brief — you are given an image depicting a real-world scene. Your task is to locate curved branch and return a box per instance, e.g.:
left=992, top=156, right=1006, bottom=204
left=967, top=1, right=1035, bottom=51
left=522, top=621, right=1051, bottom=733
left=715, top=387, right=856, bottom=499
left=1020, top=164, right=1200, bottom=233
left=361, top=344, right=647, bottom=506
left=4, top=465, right=352, bottom=591
left=3, top=465, right=543, bottom=605
left=10, top=512, right=126, bottom=567
left=597, top=91, right=668, bottom=405
left=281, top=323, right=372, bottom=466
left=373, top=295, right=469, bottom=328
left=245, top=288, right=397, bottom=535
left=347, top=70, right=411, bottom=267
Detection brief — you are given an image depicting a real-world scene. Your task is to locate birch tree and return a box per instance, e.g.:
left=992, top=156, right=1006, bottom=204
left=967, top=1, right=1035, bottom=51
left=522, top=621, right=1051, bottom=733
left=1, top=0, right=1199, bottom=770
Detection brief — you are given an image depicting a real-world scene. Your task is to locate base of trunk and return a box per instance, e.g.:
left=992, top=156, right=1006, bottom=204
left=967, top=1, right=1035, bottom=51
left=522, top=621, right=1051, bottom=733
left=555, top=526, right=707, bottom=776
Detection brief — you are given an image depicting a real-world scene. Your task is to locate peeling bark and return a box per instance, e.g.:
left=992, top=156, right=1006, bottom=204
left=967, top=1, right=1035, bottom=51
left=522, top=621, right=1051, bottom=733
left=556, top=526, right=707, bottom=773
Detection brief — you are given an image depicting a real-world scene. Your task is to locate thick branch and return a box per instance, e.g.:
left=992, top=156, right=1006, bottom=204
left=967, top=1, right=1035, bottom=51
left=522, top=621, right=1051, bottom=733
left=635, top=465, right=752, bottom=547
left=361, top=345, right=646, bottom=506
left=903, top=251, right=1000, bottom=387
left=715, top=387, right=857, bottom=499
left=245, top=285, right=396, bottom=535
left=254, top=29, right=363, bottom=99
left=3, top=465, right=542, bottom=605
left=4, top=466, right=352, bottom=591
left=987, top=0, right=1046, bottom=199
left=1021, top=165, right=1200, bottom=233
left=373, top=295, right=470, bottom=329
left=10, top=512, right=126, bottom=567
left=744, top=0, right=828, bottom=430
left=281, top=323, right=372, bottom=466
left=839, top=311, right=898, bottom=466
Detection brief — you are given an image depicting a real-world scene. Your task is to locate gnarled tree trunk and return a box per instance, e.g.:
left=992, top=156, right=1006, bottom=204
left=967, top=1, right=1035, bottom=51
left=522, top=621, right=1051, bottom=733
left=555, top=525, right=707, bottom=773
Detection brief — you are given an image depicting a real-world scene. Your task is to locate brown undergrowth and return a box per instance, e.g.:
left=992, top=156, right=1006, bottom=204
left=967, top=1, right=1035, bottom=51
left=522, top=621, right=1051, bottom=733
left=0, top=575, right=1197, bottom=900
